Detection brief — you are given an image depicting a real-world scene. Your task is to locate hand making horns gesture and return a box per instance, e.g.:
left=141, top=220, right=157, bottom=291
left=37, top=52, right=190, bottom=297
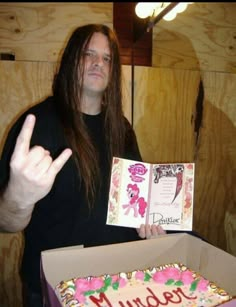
left=5, top=114, right=72, bottom=209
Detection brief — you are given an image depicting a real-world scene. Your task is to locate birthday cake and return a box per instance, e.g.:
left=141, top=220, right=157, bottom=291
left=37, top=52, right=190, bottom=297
left=55, top=263, right=232, bottom=307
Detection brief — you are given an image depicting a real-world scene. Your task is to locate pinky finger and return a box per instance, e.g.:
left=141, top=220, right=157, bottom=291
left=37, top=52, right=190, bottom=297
left=157, top=225, right=166, bottom=234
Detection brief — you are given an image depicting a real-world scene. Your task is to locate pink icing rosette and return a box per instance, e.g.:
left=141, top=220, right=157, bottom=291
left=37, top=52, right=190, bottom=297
left=135, top=271, right=145, bottom=281
left=197, top=278, right=209, bottom=291
left=112, top=275, right=119, bottom=283
left=153, top=271, right=168, bottom=283
left=164, top=267, right=181, bottom=280
left=90, top=277, right=104, bottom=290
left=181, top=270, right=194, bottom=284
left=119, top=277, right=127, bottom=288
left=74, top=291, right=86, bottom=303
left=75, top=278, right=90, bottom=292
left=153, top=267, right=182, bottom=283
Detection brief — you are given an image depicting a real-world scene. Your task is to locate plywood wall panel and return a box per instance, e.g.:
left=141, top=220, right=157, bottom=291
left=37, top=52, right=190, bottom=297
left=193, top=71, right=236, bottom=252
left=0, top=232, right=24, bottom=307
left=1, top=3, right=235, bottom=73
left=0, top=61, right=56, bottom=154
left=133, top=66, right=200, bottom=163
left=0, top=2, right=113, bottom=62
left=121, top=65, right=132, bottom=122
left=152, top=3, right=236, bottom=73
left=132, top=66, right=236, bottom=256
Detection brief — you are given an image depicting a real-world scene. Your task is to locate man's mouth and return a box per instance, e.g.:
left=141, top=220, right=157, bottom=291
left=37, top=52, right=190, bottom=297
left=90, top=74, right=104, bottom=80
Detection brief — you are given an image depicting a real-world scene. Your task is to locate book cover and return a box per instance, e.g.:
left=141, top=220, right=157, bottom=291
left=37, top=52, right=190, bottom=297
left=106, top=157, right=195, bottom=231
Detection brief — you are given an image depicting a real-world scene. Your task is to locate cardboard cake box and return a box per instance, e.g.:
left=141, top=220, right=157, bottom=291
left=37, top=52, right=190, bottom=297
left=40, top=233, right=236, bottom=307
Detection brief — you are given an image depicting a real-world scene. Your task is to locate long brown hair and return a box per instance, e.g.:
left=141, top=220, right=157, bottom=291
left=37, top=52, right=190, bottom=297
left=53, top=24, right=125, bottom=209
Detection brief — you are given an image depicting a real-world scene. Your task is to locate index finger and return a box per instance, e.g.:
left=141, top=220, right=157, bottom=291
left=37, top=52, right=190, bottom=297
left=14, top=114, right=36, bottom=156
left=47, top=148, right=72, bottom=178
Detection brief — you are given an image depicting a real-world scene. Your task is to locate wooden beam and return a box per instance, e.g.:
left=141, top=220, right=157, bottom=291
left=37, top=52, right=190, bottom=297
left=113, top=2, right=152, bottom=66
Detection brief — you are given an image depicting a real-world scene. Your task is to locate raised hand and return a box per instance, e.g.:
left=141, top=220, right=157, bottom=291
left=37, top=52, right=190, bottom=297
left=5, top=114, right=72, bottom=209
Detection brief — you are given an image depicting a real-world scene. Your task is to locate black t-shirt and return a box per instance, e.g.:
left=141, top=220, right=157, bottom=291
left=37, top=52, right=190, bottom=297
left=0, top=96, right=143, bottom=292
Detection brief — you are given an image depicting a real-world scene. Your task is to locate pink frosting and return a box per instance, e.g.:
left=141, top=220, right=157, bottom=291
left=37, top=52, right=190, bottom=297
left=90, top=277, right=104, bottom=290
left=152, top=267, right=197, bottom=286
left=165, top=267, right=181, bottom=280
left=181, top=270, right=195, bottom=284
left=135, top=271, right=145, bottom=280
left=74, top=291, right=86, bottom=303
left=119, top=277, right=127, bottom=288
left=153, top=267, right=182, bottom=283
left=197, top=278, right=209, bottom=291
left=73, top=265, right=210, bottom=304
left=75, top=278, right=90, bottom=292
left=153, top=271, right=169, bottom=283
left=112, top=275, right=119, bottom=283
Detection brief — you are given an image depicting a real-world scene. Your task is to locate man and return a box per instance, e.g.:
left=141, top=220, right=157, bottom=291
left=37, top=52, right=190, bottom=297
left=0, top=24, right=165, bottom=306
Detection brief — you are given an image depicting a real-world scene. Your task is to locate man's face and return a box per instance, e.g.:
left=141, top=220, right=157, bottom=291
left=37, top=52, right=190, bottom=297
left=82, top=32, right=111, bottom=96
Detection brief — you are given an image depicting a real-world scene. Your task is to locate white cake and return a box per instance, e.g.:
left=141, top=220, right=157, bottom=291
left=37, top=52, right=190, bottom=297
left=55, top=263, right=232, bottom=307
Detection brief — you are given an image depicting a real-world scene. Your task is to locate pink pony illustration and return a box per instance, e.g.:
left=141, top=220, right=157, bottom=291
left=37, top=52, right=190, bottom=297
left=122, top=184, right=147, bottom=218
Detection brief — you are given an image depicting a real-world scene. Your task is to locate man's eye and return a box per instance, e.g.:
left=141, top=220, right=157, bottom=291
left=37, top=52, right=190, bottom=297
left=103, top=56, right=111, bottom=63
left=84, top=51, right=93, bottom=57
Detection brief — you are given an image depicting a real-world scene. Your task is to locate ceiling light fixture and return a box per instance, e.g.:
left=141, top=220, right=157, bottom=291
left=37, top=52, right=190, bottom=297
left=135, top=2, right=193, bottom=31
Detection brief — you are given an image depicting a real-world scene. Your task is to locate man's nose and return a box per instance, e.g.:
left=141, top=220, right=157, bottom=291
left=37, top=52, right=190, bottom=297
left=92, top=54, right=103, bottom=67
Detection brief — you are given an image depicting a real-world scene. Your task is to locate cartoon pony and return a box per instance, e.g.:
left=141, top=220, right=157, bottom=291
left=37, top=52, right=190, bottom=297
left=122, top=184, right=147, bottom=218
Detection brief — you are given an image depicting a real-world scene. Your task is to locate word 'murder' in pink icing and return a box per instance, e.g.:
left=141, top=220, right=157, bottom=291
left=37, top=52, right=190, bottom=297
left=55, top=263, right=232, bottom=307
left=89, top=287, right=197, bottom=307
left=74, top=265, right=209, bottom=305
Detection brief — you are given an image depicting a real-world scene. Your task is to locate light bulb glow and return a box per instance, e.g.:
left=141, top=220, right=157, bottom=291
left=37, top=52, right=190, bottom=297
left=174, top=3, right=188, bottom=13
left=135, top=3, right=156, bottom=19
left=163, top=10, right=177, bottom=21
left=135, top=2, right=193, bottom=21
left=153, top=2, right=169, bottom=16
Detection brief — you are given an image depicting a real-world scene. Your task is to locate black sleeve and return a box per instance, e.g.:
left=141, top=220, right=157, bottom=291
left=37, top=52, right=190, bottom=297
left=123, top=117, right=142, bottom=162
